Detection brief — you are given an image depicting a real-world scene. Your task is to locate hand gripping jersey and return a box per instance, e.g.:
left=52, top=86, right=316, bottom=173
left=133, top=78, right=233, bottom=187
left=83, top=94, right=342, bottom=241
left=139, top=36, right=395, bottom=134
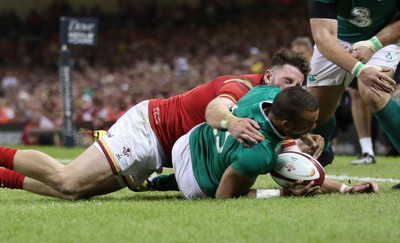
left=148, top=74, right=264, bottom=164
left=189, top=86, right=286, bottom=197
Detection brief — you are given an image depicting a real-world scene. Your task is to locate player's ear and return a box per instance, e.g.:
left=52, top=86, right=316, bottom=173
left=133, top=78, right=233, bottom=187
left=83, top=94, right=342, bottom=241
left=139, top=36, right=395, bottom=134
left=281, top=120, right=292, bottom=130
left=263, top=70, right=273, bottom=85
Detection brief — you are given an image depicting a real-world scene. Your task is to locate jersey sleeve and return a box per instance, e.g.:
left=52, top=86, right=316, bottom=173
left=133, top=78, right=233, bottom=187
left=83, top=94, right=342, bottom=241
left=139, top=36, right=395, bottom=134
left=308, top=0, right=337, bottom=19
left=215, top=78, right=255, bottom=104
left=229, top=145, right=274, bottom=179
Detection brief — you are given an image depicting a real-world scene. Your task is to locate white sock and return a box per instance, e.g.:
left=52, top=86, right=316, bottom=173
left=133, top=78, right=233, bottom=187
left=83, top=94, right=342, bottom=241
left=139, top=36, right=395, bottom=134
left=359, top=137, right=374, bottom=156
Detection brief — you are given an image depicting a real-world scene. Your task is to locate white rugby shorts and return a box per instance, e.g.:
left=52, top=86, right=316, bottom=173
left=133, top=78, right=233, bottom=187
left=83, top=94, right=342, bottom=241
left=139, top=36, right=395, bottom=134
left=172, top=125, right=206, bottom=199
left=94, top=100, right=166, bottom=189
left=308, top=39, right=400, bottom=87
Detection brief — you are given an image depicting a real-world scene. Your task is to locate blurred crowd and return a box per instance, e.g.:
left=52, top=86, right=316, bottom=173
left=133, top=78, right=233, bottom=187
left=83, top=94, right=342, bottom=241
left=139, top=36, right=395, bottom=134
left=0, top=0, right=310, bottom=145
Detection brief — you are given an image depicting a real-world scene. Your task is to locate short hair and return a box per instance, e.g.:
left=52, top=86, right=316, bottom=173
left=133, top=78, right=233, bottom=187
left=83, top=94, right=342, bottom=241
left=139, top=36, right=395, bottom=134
left=291, top=37, right=313, bottom=50
left=270, top=86, right=319, bottom=122
left=268, top=48, right=310, bottom=79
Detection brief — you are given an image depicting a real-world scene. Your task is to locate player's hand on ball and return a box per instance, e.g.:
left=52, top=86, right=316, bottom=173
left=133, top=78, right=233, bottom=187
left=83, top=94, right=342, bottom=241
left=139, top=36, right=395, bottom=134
left=281, top=180, right=322, bottom=197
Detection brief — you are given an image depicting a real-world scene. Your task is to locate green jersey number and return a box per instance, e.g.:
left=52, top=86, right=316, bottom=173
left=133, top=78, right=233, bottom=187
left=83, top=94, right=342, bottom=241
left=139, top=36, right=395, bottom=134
left=348, top=7, right=372, bottom=27
left=213, top=128, right=230, bottom=154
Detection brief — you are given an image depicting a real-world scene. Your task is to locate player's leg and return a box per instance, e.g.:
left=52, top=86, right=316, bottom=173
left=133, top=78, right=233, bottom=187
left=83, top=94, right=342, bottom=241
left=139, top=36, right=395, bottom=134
left=0, top=146, right=125, bottom=199
left=0, top=148, right=120, bottom=199
left=361, top=43, right=400, bottom=153
left=149, top=174, right=179, bottom=191
left=307, top=43, right=353, bottom=166
left=347, top=80, right=376, bottom=165
left=8, top=145, right=120, bottom=196
left=307, top=85, right=345, bottom=166
left=359, top=73, right=400, bottom=153
left=171, top=131, right=206, bottom=199
left=0, top=167, right=71, bottom=199
left=22, top=177, right=78, bottom=200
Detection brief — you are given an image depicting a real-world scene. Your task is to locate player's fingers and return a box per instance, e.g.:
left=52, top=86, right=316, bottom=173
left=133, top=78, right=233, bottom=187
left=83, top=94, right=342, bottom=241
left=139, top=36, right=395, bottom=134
left=377, top=76, right=396, bottom=92
left=370, top=85, right=383, bottom=97
left=246, top=118, right=261, bottom=129
left=241, top=134, right=258, bottom=145
left=349, top=184, right=369, bottom=194
left=247, top=131, right=264, bottom=143
left=310, top=139, right=324, bottom=159
left=238, top=138, right=251, bottom=148
left=369, top=182, right=379, bottom=193
left=302, top=180, right=315, bottom=190
left=305, top=186, right=321, bottom=196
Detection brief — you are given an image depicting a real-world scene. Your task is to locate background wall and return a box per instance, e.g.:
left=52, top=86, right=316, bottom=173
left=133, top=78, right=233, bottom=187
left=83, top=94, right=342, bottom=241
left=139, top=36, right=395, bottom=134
left=0, top=0, right=117, bottom=18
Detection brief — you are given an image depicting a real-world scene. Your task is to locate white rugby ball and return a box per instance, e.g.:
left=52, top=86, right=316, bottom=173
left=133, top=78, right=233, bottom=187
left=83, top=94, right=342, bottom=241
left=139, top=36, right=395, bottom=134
left=270, top=151, right=325, bottom=187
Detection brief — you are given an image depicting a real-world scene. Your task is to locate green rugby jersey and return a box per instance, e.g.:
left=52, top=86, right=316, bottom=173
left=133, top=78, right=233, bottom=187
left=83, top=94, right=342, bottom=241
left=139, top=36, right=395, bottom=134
left=311, top=0, right=399, bottom=42
left=189, top=86, right=285, bottom=197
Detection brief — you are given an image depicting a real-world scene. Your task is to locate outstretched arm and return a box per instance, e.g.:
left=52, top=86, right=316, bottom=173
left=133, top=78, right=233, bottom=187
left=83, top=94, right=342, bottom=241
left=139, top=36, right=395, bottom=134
left=215, top=166, right=256, bottom=199
left=321, top=178, right=379, bottom=194
left=216, top=166, right=321, bottom=199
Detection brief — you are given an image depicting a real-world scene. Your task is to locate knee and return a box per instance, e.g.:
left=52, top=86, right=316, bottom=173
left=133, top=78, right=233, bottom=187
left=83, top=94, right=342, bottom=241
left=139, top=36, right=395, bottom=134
left=359, top=88, right=390, bottom=112
left=52, top=176, right=82, bottom=196
left=348, top=88, right=361, bottom=100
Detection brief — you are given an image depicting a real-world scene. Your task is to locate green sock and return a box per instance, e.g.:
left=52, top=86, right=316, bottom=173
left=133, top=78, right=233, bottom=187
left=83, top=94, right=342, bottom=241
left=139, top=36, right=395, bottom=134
left=151, top=174, right=179, bottom=191
left=311, top=116, right=336, bottom=152
left=373, top=98, right=400, bottom=152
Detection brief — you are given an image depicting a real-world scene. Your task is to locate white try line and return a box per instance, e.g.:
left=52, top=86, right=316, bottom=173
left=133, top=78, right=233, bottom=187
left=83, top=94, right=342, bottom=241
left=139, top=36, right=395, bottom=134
left=326, top=174, right=400, bottom=184
left=58, top=159, right=71, bottom=164
left=56, top=159, right=400, bottom=184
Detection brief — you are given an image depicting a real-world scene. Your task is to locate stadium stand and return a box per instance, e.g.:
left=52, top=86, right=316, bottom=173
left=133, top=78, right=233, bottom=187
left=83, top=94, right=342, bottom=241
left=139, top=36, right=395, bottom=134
left=0, top=0, right=309, bottom=145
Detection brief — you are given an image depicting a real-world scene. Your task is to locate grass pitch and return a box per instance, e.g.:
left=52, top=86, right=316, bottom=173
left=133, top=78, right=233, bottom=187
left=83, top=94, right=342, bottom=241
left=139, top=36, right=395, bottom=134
left=0, top=146, right=399, bottom=243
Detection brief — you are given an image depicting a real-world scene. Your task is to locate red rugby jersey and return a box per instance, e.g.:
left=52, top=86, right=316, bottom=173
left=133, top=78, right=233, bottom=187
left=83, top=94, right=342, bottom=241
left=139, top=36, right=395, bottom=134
left=148, top=74, right=263, bottom=162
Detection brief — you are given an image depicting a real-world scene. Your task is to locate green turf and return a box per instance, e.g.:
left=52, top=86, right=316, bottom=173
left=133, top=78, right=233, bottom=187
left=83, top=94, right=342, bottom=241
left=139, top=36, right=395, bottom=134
left=0, top=146, right=399, bottom=242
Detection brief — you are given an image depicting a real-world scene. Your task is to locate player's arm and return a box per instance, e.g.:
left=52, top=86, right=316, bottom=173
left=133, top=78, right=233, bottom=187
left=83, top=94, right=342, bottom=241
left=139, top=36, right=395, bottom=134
left=321, top=178, right=379, bottom=194
left=216, top=166, right=321, bottom=199
left=205, top=97, right=264, bottom=147
left=309, top=1, right=395, bottom=94
left=215, top=165, right=256, bottom=199
left=248, top=180, right=321, bottom=199
left=372, top=15, right=400, bottom=49
left=353, top=13, right=400, bottom=64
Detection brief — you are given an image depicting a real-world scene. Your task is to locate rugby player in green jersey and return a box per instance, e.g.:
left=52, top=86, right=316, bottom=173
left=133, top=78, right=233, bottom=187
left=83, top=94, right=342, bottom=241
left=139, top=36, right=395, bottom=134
left=155, top=86, right=378, bottom=199
left=307, top=0, right=400, bottom=171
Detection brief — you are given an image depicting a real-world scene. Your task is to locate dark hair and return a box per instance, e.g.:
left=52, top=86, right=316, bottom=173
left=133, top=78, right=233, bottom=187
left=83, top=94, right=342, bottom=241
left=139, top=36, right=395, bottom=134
left=291, top=37, right=313, bottom=50
left=269, top=48, right=310, bottom=78
left=270, top=86, right=318, bottom=121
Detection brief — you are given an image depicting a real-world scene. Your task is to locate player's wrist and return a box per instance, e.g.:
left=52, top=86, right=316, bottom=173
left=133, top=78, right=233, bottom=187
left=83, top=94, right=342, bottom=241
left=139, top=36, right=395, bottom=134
left=351, top=61, right=364, bottom=77
left=353, top=36, right=382, bottom=52
left=339, top=183, right=350, bottom=194
left=351, top=62, right=382, bottom=77
left=256, top=189, right=281, bottom=198
left=220, top=113, right=235, bottom=129
left=369, top=36, right=383, bottom=52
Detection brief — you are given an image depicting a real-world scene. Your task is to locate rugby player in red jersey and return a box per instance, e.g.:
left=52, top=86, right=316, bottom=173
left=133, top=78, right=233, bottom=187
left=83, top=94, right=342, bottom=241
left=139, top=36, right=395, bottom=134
left=0, top=49, right=325, bottom=199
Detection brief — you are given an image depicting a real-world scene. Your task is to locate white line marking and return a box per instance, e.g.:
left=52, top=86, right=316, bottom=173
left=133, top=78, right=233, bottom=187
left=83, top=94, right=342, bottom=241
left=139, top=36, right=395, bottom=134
left=327, top=175, right=400, bottom=183
left=57, top=159, right=71, bottom=164
left=53, top=159, right=400, bottom=184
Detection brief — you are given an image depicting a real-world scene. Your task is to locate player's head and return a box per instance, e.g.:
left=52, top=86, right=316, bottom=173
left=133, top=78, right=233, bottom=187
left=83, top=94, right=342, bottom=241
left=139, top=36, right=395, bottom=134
left=290, top=37, right=313, bottom=64
left=262, top=49, right=310, bottom=89
left=269, top=86, right=318, bottom=139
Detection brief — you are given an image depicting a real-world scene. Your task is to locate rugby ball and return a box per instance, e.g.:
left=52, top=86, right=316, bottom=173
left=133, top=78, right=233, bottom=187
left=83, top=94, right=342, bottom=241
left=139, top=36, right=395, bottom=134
left=270, top=151, right=325, bottom=187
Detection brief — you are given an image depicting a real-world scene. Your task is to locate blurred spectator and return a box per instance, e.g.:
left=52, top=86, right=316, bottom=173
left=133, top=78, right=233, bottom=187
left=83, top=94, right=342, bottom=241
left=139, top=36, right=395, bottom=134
left=0, top=1, right=311, bottom=145
left=0, top=98, right=15, bottom=123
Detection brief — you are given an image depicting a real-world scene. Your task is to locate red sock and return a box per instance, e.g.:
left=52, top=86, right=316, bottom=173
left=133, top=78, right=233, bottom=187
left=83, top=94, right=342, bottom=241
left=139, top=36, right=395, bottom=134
left=0, top=168, right=25, bottom=189
left=0, top=146, right=17, bottom=169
